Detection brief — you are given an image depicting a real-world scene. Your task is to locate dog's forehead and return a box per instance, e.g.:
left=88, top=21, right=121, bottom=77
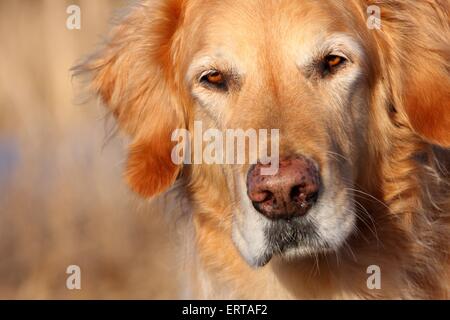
left=187, top=0, right=359, bottom=64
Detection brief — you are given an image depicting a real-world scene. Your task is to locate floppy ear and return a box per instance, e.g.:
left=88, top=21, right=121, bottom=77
left=403, top=67, right=450, bottom=147
left=75, top=0, right=187, bottom=197
left=373, top=0, right=450, bottom=147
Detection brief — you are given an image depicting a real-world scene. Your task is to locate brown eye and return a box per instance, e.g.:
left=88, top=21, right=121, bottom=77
left=207, top=71, right=224, bottom=84
left=200, top=70, right=227, bottom=90
left=322, top=55, right=347, bottom=76
left=327, top=55, right=344, bottom=67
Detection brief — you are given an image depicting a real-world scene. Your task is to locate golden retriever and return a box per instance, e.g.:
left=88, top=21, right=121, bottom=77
left=76, top=0, right=450, bottom=299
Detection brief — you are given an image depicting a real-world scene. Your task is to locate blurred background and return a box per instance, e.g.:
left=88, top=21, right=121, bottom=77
left=0, top=0, right=177, bottom=299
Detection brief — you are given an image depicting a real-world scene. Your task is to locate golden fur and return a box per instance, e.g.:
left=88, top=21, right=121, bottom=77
left=76, top=0, right=450, bottom=299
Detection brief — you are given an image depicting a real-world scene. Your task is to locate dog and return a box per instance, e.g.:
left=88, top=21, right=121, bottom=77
left=76, top=0, right=450, bottom=299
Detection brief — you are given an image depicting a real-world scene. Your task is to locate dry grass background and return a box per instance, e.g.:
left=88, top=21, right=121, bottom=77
left=0, top=0, right=178, bottom=299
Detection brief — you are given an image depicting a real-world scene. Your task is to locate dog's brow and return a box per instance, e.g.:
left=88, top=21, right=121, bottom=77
left=296, top=33, right=363, bottom=68
left=186, top=53, right=243, bottom=83
left=321, top=34, right=364, bottom=61
left=186, top=56, right=214, bottom=81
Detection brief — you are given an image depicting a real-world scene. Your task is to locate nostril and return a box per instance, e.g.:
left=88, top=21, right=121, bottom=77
left=289, top=183, right=306, bottom=201
left=258, top=191, right=274, bottom=203
left=260, top=191, right=276, bottom=208
left=251, top=191, right=277, bottom=216
left=306, top=190, right=319, bottom=203
left=249, top=190, right=273, bottom=203
left=290, top=183, right=320, bottom=210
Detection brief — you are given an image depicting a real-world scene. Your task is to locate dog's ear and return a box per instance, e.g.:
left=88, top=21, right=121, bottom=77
left=402, top=66, right=450, bottom=147
left=75, top=0, right=187, bottom=197
left=373, top=0, right=450, bottom=147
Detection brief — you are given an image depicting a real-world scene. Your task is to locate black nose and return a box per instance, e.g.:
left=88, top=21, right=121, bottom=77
left=246, top=156, right=321, bottom=220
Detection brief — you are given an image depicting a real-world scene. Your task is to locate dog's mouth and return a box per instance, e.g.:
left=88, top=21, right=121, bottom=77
left=267, top=218, right=330, bottom=252
left=255, top=217, right=334, bottom=267
left=232, top=161, right=356, bottom=268
left=233, top=181, right=356, bottom=268
left=232, top=206, right=339, bottom=267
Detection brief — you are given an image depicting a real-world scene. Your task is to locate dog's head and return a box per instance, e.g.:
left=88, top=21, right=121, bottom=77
left=77, top=0, right=449, bottom=267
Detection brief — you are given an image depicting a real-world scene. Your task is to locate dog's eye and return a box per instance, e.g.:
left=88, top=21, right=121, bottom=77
left=200, top=70, right=227, bottom=90
left=327, top=55, right=344, bottom=67
left=321, top=55, right=347, bottom=76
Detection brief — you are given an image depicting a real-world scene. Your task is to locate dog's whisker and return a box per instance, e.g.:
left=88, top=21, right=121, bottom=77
left=352, top=201, right=381, bottom=247
left=345, top=187, right=392, bottom=212
left=343, top=239, right=358, bottom=263
left=325, top=150, right=350, bottom=163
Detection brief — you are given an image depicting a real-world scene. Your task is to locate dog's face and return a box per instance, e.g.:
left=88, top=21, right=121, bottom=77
left=79, top=0, right=449, bottom=268
left=185, top=1, right=378, bottom=266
